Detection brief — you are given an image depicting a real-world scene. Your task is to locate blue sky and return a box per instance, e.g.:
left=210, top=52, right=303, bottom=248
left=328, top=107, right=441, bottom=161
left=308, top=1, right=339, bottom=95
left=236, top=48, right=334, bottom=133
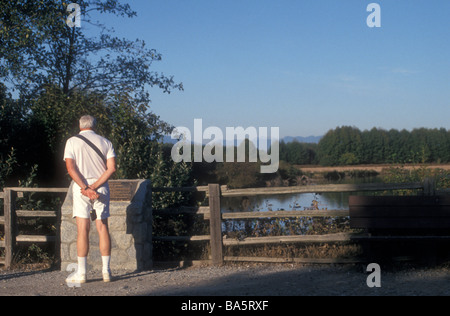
left=91, top=0, right=450, bottom=138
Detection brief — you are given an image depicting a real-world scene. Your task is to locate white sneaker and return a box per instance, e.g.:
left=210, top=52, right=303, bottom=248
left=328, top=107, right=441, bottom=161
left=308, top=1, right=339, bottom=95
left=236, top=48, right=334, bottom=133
left=66, top=273, right=87, bottom=286
left=103, top=271, right=112, bottom=283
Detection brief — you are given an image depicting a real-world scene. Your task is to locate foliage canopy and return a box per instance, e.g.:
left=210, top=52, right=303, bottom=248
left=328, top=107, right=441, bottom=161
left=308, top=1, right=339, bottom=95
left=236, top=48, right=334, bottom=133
left=0, top=0, right=190, bottom=188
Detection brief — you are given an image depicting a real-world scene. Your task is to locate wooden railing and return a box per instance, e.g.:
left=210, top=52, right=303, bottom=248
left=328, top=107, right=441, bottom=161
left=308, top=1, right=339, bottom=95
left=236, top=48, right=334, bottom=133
left=151, top=185, right=212, bottom=266
left=0, top=190, right=4, bottom=267
left=0, top=188, right=68, bottom=269
left=152, top=180, right=436, bottom=266
left=220, top=181, right=436, bottom=264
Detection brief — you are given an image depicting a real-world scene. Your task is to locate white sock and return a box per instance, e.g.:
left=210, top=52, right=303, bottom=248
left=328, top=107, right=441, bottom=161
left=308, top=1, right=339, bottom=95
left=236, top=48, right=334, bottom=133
left=102, top=256, right=111, bottom=273
left=78, top=257, right=87, bottom=275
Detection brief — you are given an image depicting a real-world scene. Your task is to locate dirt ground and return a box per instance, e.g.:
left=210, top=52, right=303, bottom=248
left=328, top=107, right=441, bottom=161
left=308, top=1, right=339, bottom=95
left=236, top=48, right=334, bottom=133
left=1, top=263, right=450, bottom=296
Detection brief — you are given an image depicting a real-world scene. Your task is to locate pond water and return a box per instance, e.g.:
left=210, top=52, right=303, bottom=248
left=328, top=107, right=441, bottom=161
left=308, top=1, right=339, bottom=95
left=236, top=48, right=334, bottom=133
left=221, top=191, right=349, bottom=213
left=221, top=176, right=383, bottom=214
left=220, top=176, right=382, bottom=235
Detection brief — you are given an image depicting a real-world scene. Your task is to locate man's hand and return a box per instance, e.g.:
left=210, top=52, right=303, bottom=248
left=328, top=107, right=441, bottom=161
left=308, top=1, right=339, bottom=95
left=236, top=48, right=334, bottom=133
left=81, top=187, right=99, bottom=201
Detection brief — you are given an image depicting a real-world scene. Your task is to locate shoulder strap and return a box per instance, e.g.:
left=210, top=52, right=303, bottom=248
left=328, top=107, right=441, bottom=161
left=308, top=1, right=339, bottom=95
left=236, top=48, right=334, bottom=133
left=74, top=134, right=107, bottom=165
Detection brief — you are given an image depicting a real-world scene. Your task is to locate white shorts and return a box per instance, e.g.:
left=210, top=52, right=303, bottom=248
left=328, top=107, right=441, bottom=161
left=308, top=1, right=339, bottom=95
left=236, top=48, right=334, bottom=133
left=72, top=180, right=110, bottom=220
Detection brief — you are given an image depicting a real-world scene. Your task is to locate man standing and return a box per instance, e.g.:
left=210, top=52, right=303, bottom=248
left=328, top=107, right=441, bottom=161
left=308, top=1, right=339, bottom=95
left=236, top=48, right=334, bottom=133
left=64, top=115, right=116, bottom=284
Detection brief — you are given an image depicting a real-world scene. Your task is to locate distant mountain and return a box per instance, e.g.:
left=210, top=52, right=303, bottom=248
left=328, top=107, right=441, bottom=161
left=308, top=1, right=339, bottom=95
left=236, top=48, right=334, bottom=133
left=282, top=136, right=322, bottom=144
left=162, top=135, right=179, bottom=144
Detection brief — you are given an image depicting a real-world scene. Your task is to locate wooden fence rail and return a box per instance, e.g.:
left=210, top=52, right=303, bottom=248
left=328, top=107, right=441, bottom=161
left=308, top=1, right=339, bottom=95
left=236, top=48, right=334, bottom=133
left=0, top=188, right=68, bottom=269
left=0, top=191, right=5, bottom=267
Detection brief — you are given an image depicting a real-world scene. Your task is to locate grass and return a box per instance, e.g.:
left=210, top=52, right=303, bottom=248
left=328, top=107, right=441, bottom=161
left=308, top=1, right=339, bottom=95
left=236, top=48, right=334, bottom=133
left=12, top=244, right=53, bottom=269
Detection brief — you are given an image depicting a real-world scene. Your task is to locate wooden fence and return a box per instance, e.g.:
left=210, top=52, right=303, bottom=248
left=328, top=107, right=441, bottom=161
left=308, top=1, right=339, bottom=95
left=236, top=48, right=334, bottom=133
left=152, top=180, right=437, bottom=266
left=0, top=179, right=441, bottom=269
left=0, top=188, right=68, bottom=269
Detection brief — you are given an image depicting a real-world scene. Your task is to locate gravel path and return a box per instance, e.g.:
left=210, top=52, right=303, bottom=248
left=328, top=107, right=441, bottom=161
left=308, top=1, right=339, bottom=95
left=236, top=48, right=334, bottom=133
left=1, top=263, right=450, bottom=296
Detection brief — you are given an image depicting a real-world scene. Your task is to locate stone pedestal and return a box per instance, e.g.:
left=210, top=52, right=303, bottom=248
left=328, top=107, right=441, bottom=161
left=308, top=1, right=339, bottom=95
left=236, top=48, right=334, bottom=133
left=60, top=180, right=152, bottom=272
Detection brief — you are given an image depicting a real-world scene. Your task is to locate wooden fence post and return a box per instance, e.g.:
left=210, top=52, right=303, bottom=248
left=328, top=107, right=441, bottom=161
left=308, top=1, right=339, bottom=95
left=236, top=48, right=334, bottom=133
left=208, top=184, right=223, bottom=266
left=4, top=189, right=16, bottom=270
left=424, top=178, right=436, bottom=196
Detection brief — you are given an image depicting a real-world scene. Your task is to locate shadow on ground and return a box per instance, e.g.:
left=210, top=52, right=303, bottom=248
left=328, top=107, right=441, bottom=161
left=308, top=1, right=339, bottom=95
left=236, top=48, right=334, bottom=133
left=142, top=264, right=450, bottom=296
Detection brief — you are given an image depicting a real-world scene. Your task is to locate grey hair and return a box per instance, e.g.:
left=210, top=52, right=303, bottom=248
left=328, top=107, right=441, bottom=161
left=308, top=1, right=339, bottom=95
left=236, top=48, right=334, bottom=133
left=79, top=115, right=97, bottom=129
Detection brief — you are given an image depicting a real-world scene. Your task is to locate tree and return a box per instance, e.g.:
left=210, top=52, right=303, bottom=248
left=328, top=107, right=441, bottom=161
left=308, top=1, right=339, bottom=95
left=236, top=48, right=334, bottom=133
left=0, top=1, right=189, bottom=187
left=317, top=129, right=339, bottom=166
left=0, top=0, right=183, bottom=103
left=279, top=141, right=317, bottom=165
left=323, top=126, right=450, bottom=166
left=317, top=126, right=361, bottom=166
left=0, top=82, right=41, bottom=185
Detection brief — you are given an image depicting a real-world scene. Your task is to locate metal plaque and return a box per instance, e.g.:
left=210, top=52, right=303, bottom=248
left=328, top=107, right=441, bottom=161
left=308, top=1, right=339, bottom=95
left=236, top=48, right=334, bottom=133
left=109, top=181, right=139, bottom=201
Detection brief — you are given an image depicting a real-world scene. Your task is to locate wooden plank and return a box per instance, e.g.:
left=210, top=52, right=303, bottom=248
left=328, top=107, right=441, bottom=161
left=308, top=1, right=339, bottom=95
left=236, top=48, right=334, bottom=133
left=221, top=182, right=423, bottom=197
left=0, top=216, right=4, bottom=225
left=152, top=186, right=197, bottom=192
left=349, top=206, right=450, bottom=218
left=16, top=235, right=56, bottom=243
left=153, top=206, right=209, bottom=216
left=351, top=234, right=450, bottom=241
left=224, top=256, right=362, bottom=264
left=222, top=210, right=349, bottom=220
left=15, top=210, right=58, bottom=218
left=154, top=260, right=212, bottom=268
left=424, top=177, right=436, bottom=196
left=349, top=195, right=450, bottom=229
left=4, top=189, right=16, bottom=270
left=350, top=217, right=450, bottom=229
left=151, top=185, right=225, bottom=196
left=223, top=233, right=353, bottom=246
left=153, top=235, right=211, bottom=242
left=0, top=192, right=3, bottom=199
left=7, top=187, right=68, bottom=193
left=152, top=186, right=209, bottom=193
left=436, top=188, right=450, bottom=195
left=54, top=203, right=61, bottom=268
left=349, top=195, right=450, bottom=206
left=0, top=240, right=4, bottom=248
left=209, top=184, right=223, bottom=265
left=197, top=186, right=210, bottom=192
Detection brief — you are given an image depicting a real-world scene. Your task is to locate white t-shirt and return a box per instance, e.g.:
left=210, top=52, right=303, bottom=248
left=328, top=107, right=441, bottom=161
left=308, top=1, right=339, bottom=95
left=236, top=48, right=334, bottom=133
left=63, top=130, right=116, bottom=180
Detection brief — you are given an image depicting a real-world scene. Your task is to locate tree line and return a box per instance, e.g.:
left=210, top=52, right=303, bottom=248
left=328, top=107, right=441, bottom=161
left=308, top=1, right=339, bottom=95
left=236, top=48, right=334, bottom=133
left=280, top=126, right=450, bottom=166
